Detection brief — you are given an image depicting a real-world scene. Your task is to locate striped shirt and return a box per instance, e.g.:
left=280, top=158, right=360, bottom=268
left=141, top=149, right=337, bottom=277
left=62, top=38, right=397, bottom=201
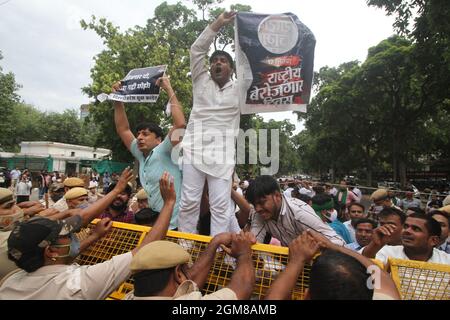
left=250, top=195, right=345, bottom=247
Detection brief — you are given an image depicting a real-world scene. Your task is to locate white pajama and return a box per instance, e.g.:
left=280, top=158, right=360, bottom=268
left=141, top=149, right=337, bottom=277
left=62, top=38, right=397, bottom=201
left=178, top=163, right=234, bottom=236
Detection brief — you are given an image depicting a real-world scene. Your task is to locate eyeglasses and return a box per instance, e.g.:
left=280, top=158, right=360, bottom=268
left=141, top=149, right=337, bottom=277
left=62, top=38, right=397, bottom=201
left=350, top=210, right=363, bottom=214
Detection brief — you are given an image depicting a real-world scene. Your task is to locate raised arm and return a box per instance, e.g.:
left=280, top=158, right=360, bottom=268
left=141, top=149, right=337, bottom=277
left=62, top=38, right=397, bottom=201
left=210, top=11, right=236, bottom=32
left=226, top=231, right=256, bottom=299
left=131, top=172, right=175, bottom=255
left=155, top=76, right=185, bottom=146
left=79, top=218, right=113, bottom=253
left=264, top=233, right=319, bottom=300
left=307, top=229, right=401, bottom=300
left=185, top=232, right=233, bottom=288
left=112, top=82, right=135, bottom=151
left=190, top=11, right=236, bottom=82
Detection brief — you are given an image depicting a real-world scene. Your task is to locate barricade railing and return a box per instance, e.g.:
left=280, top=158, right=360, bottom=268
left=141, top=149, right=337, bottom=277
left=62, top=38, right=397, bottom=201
left=76, top=220, right=396, bottom=300
left=388, top=257, right=450, bottom=300
left=75, top=220, right=310, bottom=300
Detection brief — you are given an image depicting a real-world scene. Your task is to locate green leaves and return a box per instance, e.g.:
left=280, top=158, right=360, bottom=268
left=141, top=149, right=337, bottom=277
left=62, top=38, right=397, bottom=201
left=297, top=28, right=449, bottom=185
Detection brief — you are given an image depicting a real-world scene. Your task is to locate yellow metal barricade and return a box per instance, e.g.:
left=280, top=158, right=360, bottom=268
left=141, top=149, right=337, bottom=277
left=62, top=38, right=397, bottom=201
left=388, top=257, right=450, bottom=300
left=75, top=220, right=310, bottom=300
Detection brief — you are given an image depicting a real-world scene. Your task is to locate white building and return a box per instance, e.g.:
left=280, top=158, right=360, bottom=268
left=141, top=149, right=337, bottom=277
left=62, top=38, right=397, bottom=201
left=19, top=141, right=111, bottom=174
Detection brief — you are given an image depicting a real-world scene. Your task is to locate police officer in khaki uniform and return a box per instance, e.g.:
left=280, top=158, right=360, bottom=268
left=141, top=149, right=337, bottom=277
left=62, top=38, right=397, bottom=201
left=65, top=187, right=89, bottom=210
left=0, top=171, right=178, bottom=299
left=0, top=188, right=24, bottom=279
left=52, top=177, right=86, bottom=212
left=368, top=188, right=402, bottom=221
left=124, top=231, right=256, bottom=300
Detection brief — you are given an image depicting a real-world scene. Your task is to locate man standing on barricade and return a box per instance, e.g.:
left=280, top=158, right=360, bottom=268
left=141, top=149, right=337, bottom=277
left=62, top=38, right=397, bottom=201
left=178, top=11, right=241, bottom=236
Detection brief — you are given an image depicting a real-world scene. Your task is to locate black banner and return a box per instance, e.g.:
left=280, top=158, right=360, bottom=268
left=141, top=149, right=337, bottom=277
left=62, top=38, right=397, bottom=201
left=235, top=13, right=315, bottom=114
left=97, top=65, right=167, bottom=103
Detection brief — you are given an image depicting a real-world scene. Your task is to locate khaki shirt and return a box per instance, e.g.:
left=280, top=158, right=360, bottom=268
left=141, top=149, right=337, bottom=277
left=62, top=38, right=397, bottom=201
left=51, top=197, right=68, bottom=212
left=0, top=252, right=132, bottom=300
left=124, top=280, right=237, bottom=300
left=0, top=231, right=19, bottom=280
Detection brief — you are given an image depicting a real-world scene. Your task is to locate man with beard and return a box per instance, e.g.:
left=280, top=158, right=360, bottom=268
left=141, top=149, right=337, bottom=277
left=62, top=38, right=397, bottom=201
left=40, top=183, right=64, bottom=208
left=100, top=182, right=135, bottom=223
left=178, top=11, right=241, bottom=237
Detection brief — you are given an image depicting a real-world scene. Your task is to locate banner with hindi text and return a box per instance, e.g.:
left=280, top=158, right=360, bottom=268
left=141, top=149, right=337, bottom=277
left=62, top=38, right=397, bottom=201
left=235, top=12, right=315, bottom=114
left=97, top=65, right=167, bottom=103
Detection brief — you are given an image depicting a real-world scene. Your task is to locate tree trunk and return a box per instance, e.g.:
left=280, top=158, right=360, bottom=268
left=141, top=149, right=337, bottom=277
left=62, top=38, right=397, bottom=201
left=399, top=159, right=407, bottom=187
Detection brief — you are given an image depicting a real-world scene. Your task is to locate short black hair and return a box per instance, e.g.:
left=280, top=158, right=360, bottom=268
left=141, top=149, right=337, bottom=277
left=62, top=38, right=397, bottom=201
left=106, top=182, right=132, bottom=196
left=311, top=193, right=333, bottom=205
left=379, top=207, right=406, bottom=224
left=354, top=218, right=377, bottom=230
left=309, top=250, right=374, bottom=300
left=245, top=175, right=280, bottom=206
left=296, top=193, right=312, bottom=204
left=407, top=212, right=441, bottom=238
left=134, top=208, right=159, bottom=226
left=348, top=201, right=365, bottom=212
left=136, top=122, right=164, bottom=139
left=209, top=50, right=234, bottom=69
left=133, top=267, right=175, bottom=297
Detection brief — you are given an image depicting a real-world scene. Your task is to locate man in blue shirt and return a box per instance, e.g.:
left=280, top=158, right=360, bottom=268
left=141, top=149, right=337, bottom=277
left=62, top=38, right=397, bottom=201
left=112, top=76, right=185, bottom=230
left=312, top=193, right=352, bottom=244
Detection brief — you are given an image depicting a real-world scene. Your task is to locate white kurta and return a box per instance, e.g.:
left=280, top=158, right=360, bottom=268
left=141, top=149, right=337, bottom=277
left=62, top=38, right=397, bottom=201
left=182, top=25, right=240, bottom=179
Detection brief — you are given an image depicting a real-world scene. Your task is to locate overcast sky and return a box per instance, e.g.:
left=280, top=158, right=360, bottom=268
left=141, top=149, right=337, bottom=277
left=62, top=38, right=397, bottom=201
left=0, top=0, right=395, bottom=131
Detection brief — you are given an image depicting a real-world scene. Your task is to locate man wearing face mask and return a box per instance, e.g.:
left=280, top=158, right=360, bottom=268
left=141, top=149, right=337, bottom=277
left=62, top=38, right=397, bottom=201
left=65, top=187, right=90, bottom=210
left=311, top=194, right=352, bottom=244
left=0, top=171, right=177, bottom=299
left=40, top=183, right=65, bottom=209
left=51, top=177, right=86, bottom=212
left=0, top=169, right=133, bottom=281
